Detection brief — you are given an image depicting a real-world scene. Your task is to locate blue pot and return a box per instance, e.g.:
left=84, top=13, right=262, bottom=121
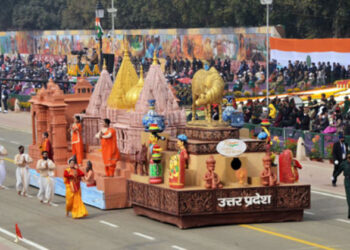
left=142, top=99, right=165, bottom=132
left=231, top=111, right=244, bottom=128
left=223, top=104, right=235, bottom=122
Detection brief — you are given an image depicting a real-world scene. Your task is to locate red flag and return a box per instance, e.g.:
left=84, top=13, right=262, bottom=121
left=15, top=224, right=22, bottom=239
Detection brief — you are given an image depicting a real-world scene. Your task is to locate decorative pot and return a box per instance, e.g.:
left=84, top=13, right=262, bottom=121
left=142, top=99, right=165, bottom=132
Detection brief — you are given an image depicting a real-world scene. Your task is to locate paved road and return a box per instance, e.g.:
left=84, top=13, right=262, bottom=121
left=0, top=127, right=350, bottom=250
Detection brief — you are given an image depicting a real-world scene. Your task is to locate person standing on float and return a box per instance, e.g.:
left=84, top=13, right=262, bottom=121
left=70, top=116, right=84, bottom=167
left=14, top=145, right=33, bottom=196
left=0, top=144, right=8, bottom=188
left=96, top=119, right=120, bottom=177
left=40, top=132, right=53, bottom=161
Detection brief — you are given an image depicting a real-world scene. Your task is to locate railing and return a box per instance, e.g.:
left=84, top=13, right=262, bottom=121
left=0, top=78, right=76, bottom=94
left=243, top=123, right=347, bottom=160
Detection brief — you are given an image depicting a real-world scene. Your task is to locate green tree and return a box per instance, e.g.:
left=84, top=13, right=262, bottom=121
left=62, top=0, right=107, bottom=29
left=12, top=0, right=66, bottom=30
left=0, top=0, right=19, bottom=30
left=2, top=0, right=350, bottom=39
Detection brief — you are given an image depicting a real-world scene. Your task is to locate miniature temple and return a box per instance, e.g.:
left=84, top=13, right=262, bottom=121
left=124, top=53, right=186, bottom=154
left=83, top=62, right=114, bottom=147
left=29, top=78, right=93, bottom=176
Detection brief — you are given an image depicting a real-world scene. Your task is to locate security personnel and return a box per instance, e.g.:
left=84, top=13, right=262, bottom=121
left=332, top=133, right=348, bottom=186
left=334, top=154, right=350, bottom=219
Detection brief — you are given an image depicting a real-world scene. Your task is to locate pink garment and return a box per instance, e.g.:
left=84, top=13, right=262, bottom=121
left=323, top=126, right=337, bottom=134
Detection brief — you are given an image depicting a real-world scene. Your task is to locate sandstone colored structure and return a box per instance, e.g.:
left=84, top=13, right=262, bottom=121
left=83, top=64, right=114, bottom=147
left=86, top=63, right=113, bottom=119
left=29, top=78, right=93, bottom=177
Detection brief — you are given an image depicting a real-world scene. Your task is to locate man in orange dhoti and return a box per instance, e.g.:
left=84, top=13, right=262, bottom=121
left=40, top=132, right=53, bottom=161
left=64, top=156, right=88, bottom=219
left=96, top=119, right=120, bottom=177
left=70, top=116, right=84, bottom=167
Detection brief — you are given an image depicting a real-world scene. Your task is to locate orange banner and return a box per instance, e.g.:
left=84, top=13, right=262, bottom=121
left=270, top=38, right=350, bottom=53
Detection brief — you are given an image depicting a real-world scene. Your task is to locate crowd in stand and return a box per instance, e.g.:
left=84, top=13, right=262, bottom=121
left=0, top=54, right=69, bottom=95
left=2, top=52, right=350, bottom=96
left=239, top=93, right=350, bottom=135
left=160, top=56, right=350, bottom=92
left=2, top=54, right=350, bottom=135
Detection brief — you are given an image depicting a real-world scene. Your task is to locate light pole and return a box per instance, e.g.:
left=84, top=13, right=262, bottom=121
left=260, top=0, right=272, bottom=107
left=96, top=0, right=105, bottom=72
left=107, top=0, right=117, bottom=33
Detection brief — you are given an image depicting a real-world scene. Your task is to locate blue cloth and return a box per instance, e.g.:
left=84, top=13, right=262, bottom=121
left=177, top=134, right=188, bottom=142
left=258, top=132, right=268, bottom=140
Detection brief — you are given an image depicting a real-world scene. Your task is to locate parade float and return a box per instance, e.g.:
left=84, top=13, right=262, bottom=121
left=128, top=67, right=311, bottom=229
left=28, top=39, right=310, bottom=222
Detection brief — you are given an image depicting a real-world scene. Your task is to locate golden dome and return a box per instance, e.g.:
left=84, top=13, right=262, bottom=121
left=125, top=65, right=145, bottom=109
left=107, top=38, right=138, bottom=109
left=103, top=59, right=107, bottom=70
left=152, top=50, right=158, bottom=65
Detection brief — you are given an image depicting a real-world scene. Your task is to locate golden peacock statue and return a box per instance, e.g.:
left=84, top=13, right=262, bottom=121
left=190, top=67, right=225, bottom=125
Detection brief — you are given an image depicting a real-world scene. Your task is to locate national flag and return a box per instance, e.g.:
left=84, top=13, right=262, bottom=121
left=95, top=18, right=104, bottom=39
left=270, top=37, right=350, bottom=67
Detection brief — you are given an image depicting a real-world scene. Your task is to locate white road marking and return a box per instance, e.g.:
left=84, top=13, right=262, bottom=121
left=99, top=220, right=119, bottom=228
left=172, top=245, right=187, bottom=250
left=0, top=226, right=49, bottom=250
left=10, top=141, right=20, bottom=145
left=336, top=219, right=350, bottom=224
left=311, top=190, right=346, bottom=200
left=304, top=211, right=315, bottom=215
left=133, top=232, right=155, bottom=240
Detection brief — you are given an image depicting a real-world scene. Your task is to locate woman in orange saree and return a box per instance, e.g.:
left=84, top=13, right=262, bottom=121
left=71, top=116, right=84, bottom=167
left=64, top=157, right=88, bottom=219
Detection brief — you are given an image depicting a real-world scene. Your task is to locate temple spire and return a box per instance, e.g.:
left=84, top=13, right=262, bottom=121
left=139, top=65, right=144, bottom=80
left=152, top=50, right=158, bottom=65
left=103, top=59, right=107, bottom=70
left=123, top=37, right=129, bottom=58
left=107, top=36, right=138, bottom=109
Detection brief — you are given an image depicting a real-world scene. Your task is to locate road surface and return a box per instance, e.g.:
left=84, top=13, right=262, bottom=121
left=0, top=127, right=349, bottom=250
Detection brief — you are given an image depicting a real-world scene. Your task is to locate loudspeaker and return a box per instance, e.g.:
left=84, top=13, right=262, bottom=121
left=102, top=54, right=115, bottom=74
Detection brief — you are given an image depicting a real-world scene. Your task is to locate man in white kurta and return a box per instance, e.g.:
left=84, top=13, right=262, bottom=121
left=36, top=151, right=56, bottom=204
left=0, top=144, right=8, bottom=188
left=14, top=146, right=33, bottom=196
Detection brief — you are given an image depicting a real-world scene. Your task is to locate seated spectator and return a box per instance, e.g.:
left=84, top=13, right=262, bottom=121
left=297, top=107, right=310, bottom=130
left=343, top=96, right=350, bottom=115
left=319, top=111, right=330, bottom=132
left=323, top=112, right=337, bottom=134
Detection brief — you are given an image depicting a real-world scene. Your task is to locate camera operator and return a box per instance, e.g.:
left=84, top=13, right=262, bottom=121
left=88, top=49, right=98, bottom=69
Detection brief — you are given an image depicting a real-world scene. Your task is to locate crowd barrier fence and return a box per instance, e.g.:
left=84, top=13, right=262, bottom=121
left=243, top=123, right=347, bottom=160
